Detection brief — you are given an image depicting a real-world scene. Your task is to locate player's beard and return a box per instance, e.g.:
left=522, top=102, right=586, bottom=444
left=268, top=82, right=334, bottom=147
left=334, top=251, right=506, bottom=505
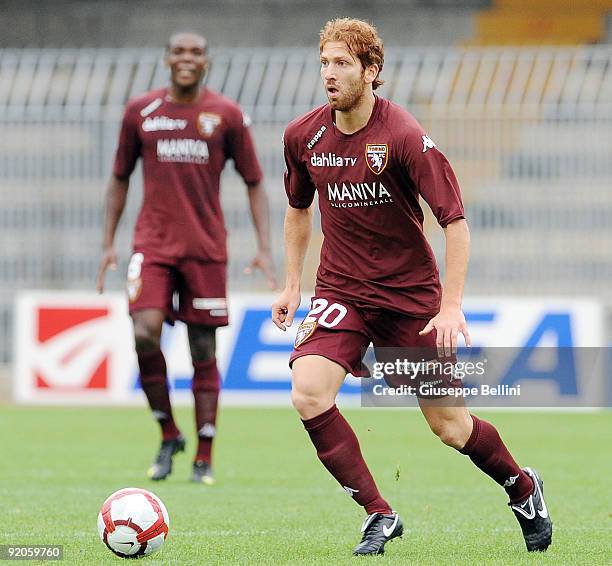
left=327, top=75, right=367, bottom=112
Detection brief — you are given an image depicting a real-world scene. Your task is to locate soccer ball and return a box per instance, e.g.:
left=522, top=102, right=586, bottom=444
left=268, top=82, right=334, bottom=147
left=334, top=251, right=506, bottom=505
left=97, top=488, right=169, bottom=558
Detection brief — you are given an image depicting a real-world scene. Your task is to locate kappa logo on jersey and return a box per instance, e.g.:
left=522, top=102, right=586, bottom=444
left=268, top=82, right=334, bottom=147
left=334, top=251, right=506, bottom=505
left=422, top=135, right=436, bottom=153
left=310, top=152, right=357, bottom=167
left=157, top=138, right=209, bottom=163
left=140, top=98, right=163, bottom=117
left=306, top=125, right=327, bottom=149
left=32, top=307, right=113, bottom=390
left=327, top=181, right=393, bottom=208
left=294, top=321, right=317, bottom=348
left=142, top=116, right=188, bottom=132
left=197, top=112, right=222, bottom=137
left=365, top=144, right=388, bottom=174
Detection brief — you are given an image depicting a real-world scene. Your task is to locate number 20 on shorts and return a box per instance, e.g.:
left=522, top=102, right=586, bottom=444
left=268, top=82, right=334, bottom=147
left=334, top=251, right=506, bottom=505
left=304, top=298, right=347, bottom=328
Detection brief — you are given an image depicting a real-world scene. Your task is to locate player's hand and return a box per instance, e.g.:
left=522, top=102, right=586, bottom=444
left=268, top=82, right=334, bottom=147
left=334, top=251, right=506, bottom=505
left=244, top=248, right=278, bottom=290
left=419, top=306, right=471, bottom=358
left=96, top=247, right=118, bottom=294
left=271, top=287, right=301, bottom=331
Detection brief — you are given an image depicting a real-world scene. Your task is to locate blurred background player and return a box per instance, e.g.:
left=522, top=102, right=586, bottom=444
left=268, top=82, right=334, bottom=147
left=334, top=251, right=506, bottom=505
left=273, top=18, right=552, bottom=555
left=97, top=31, right=277, bottom=484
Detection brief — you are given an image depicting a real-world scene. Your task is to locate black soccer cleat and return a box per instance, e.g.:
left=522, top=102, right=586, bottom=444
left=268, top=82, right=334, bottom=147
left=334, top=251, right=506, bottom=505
left=191, top=460, right=216, bottom=485
left=353, top=511, right=403, bottom=556
left=510, top=467, right=552, bottom=552
left=147, top=434, right=186, bottom=481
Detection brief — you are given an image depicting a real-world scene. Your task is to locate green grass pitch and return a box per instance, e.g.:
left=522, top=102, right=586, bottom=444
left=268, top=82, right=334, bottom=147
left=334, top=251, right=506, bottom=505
left=1, top=406, right=610, bottom=565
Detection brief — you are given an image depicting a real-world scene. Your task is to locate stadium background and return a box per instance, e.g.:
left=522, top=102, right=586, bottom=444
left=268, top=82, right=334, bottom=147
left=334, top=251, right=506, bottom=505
left=1, top=1, right=612, bottom=564
left=2, top=0, right=611, bottom=398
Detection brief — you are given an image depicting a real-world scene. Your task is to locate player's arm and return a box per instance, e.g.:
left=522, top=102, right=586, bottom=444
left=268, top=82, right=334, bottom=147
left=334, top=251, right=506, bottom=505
left=227, top=109, right=277, bottom=288
left=421, top=217, right=472, bottom=356
left=96, top=102, right=140, bottom=293
left=272, top=129, right=316, bottom=330
left=441, top=218, right=470, bottom=311
left=96, top=175, right=129, bottom=293
left=244, top=180, right=278, bottom=290
left=272, top=204, right=314, bottom=330
left=402, top=129, right=471, bottom=355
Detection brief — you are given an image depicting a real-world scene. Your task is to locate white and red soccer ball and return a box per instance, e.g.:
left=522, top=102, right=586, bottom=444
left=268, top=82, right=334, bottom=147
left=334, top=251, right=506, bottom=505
left=97, top=488, right=169, bottom=558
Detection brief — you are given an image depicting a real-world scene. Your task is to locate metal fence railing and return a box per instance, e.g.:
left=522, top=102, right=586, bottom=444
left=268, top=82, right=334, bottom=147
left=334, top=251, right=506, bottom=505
left=3, top=46, right=612, bottom=109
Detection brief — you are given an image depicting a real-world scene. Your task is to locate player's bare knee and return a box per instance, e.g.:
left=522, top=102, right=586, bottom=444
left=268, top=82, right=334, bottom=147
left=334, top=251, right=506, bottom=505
left=291, top=388, right=329, bottom=419
left=189, top=341, right=215, bottom=362
left=290, top=356, right=345, bottom=419
left=188, top=326, right=216, bottom=362
left=435, top=425, right=465, bottom=449
left=428, top=416, right=471, bottom=449
left=133, top=326, right=160, bottom=354
left=290, top=388, right=314, bottom=414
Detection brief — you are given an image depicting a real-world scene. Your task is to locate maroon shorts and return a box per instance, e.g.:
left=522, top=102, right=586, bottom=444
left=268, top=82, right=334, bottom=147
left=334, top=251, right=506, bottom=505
left=289, top=295, right=461, bottom=396
left=126, top=249, right=228, bottom=327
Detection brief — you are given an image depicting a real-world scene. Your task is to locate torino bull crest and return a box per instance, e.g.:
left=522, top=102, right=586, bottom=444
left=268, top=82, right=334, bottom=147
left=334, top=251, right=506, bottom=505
left=197, top=112, right=221, bottom=137
left=365, top=144, right=388, bottom=174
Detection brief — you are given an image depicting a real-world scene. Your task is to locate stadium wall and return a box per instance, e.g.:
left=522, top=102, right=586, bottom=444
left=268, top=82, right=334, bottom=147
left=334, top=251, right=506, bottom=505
left=0, top=0, right=484, bottom=48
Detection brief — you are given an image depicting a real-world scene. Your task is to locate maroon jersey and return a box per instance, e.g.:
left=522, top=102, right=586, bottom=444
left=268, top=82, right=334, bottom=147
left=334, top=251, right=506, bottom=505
left=113, top=87, right=263, bottom=262
left=283, top=95, right=465, bottom=317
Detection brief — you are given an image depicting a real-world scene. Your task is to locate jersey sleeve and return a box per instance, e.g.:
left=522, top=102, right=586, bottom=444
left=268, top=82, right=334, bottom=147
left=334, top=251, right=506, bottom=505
left=226, top=109, right=263, bottom=186
left=112, top=102, right=142, bottom=180
left=283, top=128, right=316, bottom=209
left=400, top=128, right=465, bottom=227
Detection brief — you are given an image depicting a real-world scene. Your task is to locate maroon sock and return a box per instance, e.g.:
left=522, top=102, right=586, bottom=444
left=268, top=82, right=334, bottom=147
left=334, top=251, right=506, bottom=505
left=302, top=405, right=391, bottom=515
left=460, top=415, right=534, bottom=502
left=192, top=358, right=220, bottom=464
left=138, top=349, right=180, bottom=441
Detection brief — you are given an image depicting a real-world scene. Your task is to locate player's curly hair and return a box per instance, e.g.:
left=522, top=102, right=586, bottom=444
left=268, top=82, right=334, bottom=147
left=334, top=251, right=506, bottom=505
left=319, top=18, right=385, bottom=90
